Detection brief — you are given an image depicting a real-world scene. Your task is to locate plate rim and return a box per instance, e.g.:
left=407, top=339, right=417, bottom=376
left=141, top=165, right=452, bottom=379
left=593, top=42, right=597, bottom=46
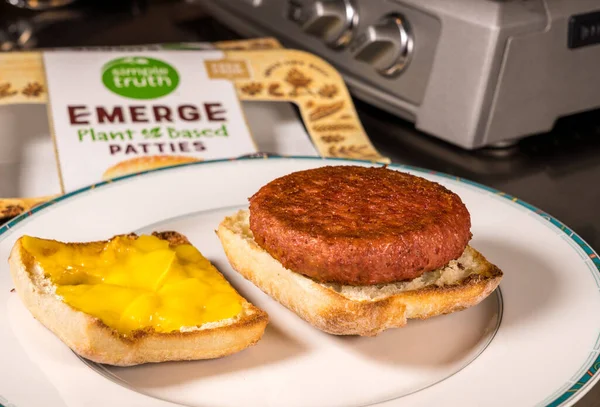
left=1, top=155, right=599, bottom=407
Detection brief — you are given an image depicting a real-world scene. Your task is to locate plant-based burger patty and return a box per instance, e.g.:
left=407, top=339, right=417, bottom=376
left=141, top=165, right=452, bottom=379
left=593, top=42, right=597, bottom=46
left=248, top=165, right=472, bottom=286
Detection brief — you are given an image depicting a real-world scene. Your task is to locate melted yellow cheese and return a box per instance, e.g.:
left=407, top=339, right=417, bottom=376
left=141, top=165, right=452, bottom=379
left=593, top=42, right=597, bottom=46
left=21, top=234, right=243, bottom=335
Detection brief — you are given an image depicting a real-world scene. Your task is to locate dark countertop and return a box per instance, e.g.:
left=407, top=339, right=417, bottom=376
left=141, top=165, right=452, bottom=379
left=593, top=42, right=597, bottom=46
left=1, top=1, right=599, bottom=406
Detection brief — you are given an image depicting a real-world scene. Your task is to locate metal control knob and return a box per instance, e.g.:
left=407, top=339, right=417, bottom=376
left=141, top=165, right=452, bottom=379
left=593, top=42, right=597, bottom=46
left=351, top=14, right=413, bottom=76
left=292, top=0, right=359, bottom=48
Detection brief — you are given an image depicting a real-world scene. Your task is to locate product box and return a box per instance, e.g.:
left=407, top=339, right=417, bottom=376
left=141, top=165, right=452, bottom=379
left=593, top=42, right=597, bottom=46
left=0, top=38, right=388, bottom=221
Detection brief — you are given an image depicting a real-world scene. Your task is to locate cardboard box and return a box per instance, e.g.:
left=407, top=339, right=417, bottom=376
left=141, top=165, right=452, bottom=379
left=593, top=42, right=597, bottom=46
left=0, top=39, right=387, bottom=220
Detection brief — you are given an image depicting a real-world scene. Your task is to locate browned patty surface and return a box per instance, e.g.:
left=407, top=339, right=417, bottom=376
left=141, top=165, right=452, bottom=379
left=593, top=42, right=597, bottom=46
left=248, top=165, right=472, bottom=285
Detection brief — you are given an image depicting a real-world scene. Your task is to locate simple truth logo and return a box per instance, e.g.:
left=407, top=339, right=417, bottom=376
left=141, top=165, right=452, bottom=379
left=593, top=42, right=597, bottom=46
left=101, top=56, right=180, bottom=100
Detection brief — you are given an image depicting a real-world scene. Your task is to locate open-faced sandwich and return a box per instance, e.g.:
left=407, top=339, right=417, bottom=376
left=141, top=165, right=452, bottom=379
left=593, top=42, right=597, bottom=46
left=8, top=231, right=268, bottom=366
left=217, top=165, right=503, bottom=336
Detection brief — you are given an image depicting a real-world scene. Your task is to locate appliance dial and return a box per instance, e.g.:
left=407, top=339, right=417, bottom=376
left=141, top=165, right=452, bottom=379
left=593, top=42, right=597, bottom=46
left=290, top=0, right=358, bottom=48
left=351, top=14, right=413, bottom=76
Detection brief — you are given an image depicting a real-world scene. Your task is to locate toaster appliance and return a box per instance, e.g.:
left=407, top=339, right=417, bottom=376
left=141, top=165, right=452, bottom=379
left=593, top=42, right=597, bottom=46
left=196, top=0, right=600, bottom=149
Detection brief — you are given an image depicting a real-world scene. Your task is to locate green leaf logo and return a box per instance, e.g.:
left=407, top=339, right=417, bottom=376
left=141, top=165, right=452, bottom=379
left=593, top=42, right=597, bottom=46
left=101, top=56, right=179, bottom=100
left=142, top=127, right=163, bottom=139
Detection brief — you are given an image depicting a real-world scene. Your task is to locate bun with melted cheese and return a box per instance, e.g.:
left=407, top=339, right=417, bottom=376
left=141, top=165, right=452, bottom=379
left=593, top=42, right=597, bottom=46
left=8, top=231, right=268, bottom=366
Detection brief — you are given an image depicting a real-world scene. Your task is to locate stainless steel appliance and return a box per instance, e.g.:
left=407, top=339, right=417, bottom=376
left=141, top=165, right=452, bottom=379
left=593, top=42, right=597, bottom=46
left=196, top=0, right=600, bottom=149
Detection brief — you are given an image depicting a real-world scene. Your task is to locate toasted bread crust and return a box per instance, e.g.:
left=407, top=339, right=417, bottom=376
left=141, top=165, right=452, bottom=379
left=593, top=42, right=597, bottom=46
left=8, top=231, right=268, bottom=366
left=217, top=210, right=502, bottom=337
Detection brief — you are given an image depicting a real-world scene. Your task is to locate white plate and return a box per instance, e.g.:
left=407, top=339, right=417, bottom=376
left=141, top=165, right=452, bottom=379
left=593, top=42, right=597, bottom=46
left=1, top=157, right=599, bottom=407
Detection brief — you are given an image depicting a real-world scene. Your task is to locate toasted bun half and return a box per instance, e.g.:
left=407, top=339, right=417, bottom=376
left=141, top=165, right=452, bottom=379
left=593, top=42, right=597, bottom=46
left=217, top=210, right=503, bottom=337
left=8, top=231, right=268, bottom=366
